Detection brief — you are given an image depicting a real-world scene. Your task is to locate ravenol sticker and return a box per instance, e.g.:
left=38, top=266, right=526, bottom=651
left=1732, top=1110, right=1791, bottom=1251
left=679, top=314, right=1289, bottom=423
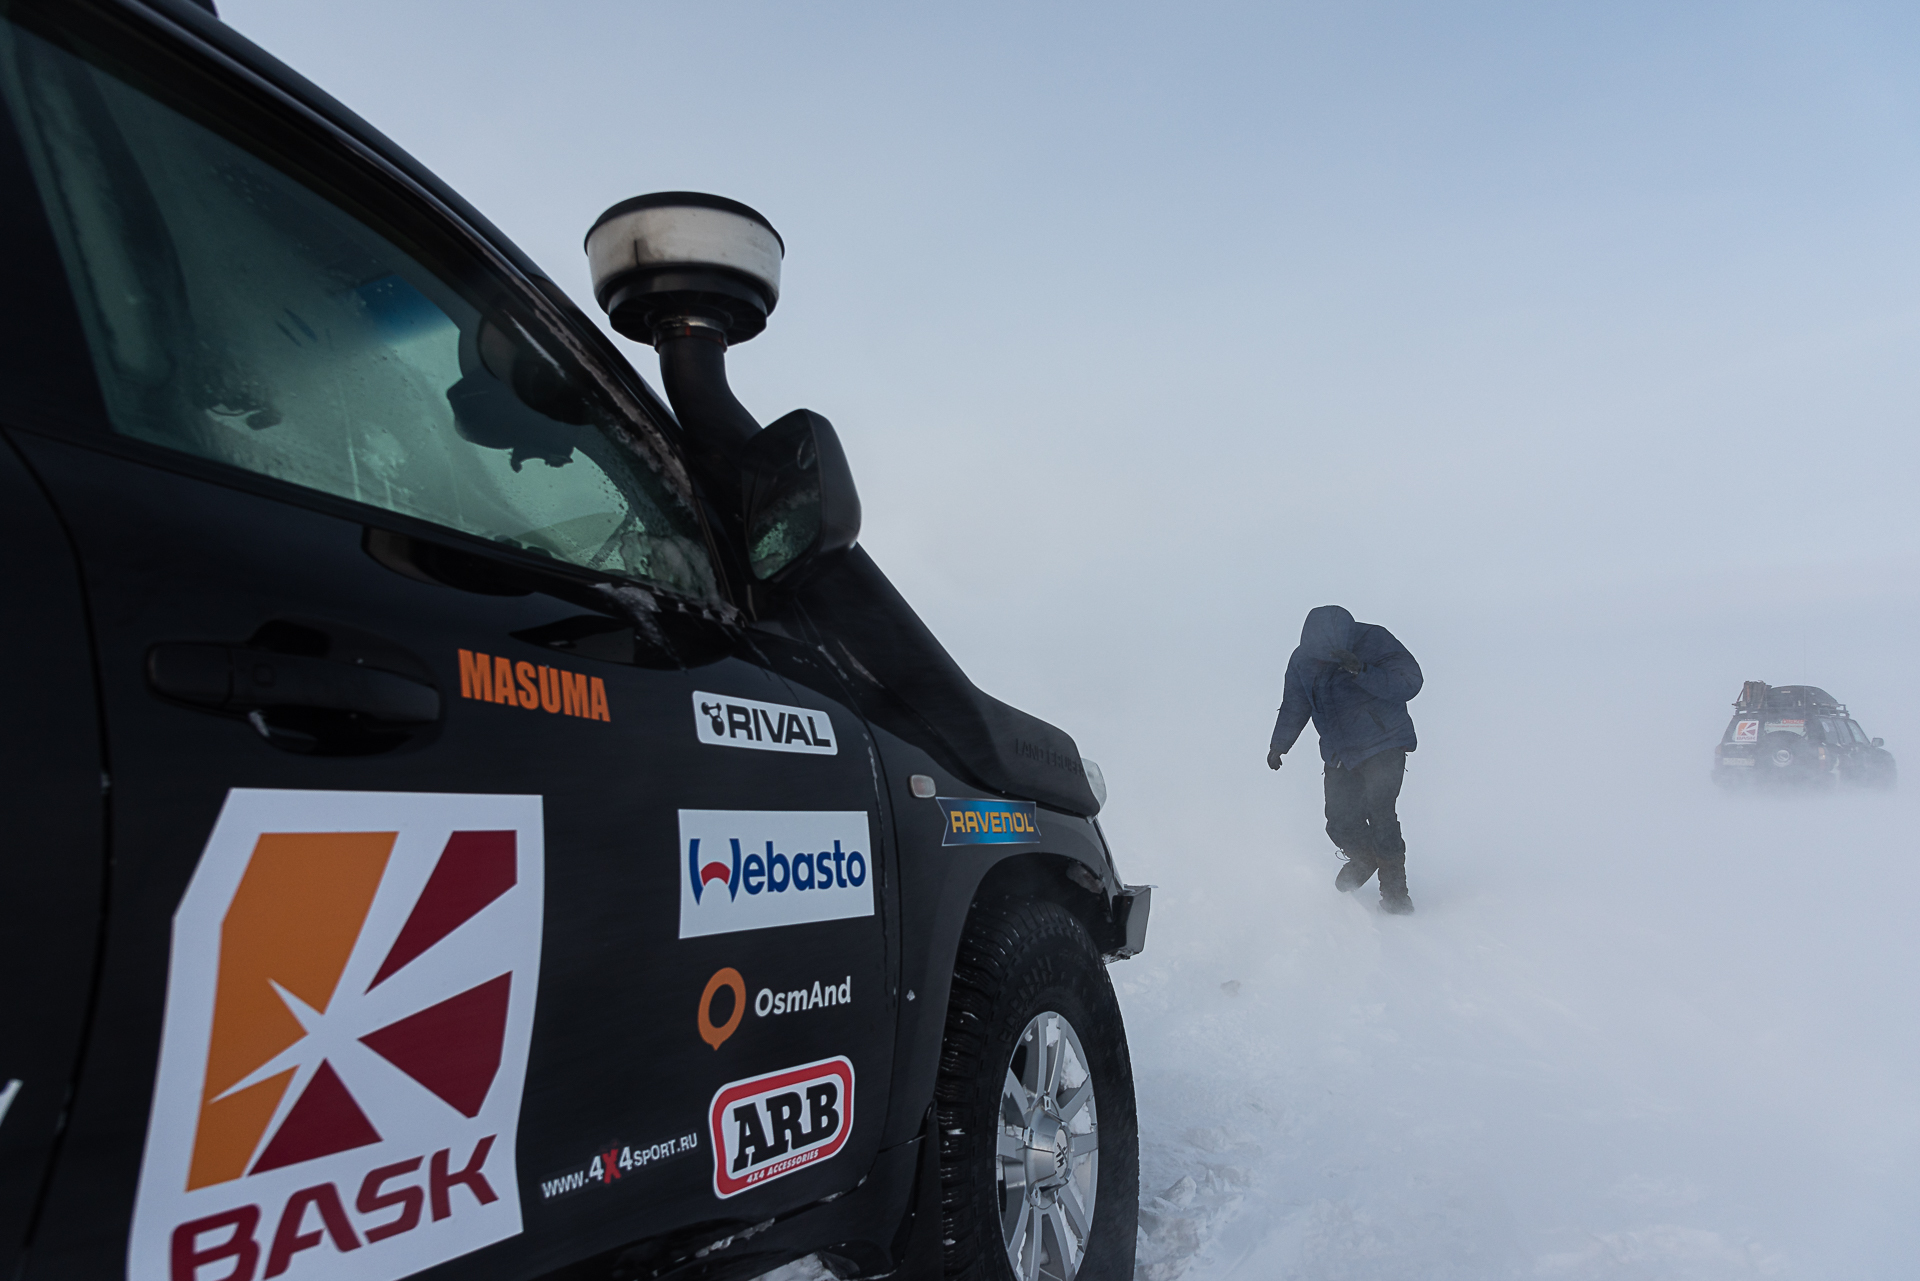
left=1733, top=720, right=1760, bottom=744
left=129, top=789, right=543, bottom=1281
left=678, top=811, right=874, bottom=939
left=692, top=691, right=835, bottom=756
left=709, top=1057, right=854, bottom=1199
left=936, top=798, right=1041, bottom=847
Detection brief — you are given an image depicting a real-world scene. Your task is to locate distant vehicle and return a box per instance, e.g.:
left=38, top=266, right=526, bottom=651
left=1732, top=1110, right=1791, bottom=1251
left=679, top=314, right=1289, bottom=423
left=1714, top=681, right=1896, bottom=789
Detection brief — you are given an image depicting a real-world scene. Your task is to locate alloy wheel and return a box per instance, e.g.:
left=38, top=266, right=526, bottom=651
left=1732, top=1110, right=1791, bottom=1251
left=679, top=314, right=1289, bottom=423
left=997, top=1010, right=1099, bottom=1281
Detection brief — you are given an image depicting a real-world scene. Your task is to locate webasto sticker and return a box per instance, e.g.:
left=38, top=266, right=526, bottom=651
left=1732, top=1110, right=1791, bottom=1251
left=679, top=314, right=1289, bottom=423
left=708, top=1057, right=854, bottom=1198
left=129, top=789, right=543, bottom=1281
left=691, top=691, right=836, bottom=755
left=935, top=797, right=1041, bottom=847
left=678, top=811, right=874, bottom=939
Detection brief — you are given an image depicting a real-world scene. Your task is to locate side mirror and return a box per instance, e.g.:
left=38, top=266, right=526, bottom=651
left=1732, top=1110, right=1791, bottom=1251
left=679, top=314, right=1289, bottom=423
left=1873, top=737, right=1885, bottom=747
left=741, top=409, right=860, bottom=583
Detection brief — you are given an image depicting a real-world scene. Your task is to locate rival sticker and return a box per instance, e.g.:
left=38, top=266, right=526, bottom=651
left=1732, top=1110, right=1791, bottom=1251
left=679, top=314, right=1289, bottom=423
left=692, top=691, right=836, bottom=755
left=708, top=1057, right=854, bottom=1198
left=678, top=811, right=874, bottom=939
left=129, top=789, right=543, bottom=1281
left=935, top=797, right=1041, bottom=847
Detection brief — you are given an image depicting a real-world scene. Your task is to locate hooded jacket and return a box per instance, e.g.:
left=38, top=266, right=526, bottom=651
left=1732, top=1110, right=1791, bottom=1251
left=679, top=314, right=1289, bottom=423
left=1270, top=605, right=1422, bottom=768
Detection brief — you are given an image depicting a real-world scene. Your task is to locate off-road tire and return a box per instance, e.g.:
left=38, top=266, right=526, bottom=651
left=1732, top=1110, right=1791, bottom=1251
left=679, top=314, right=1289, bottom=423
left=934, top=898, right=1138, bottom=1281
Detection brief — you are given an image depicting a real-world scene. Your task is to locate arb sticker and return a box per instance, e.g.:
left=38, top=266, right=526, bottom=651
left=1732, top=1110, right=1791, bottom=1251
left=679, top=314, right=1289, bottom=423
left=130, top=789, right=543, bottom=1281
left=709, top=1057, right=854, bottom=1199
left=678, top=811, right=874, bottom=939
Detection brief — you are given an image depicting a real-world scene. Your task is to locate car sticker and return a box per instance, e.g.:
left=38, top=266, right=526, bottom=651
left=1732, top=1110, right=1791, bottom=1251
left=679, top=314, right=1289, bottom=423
left=129, top=789, right=543, bottom=1281
left=677, top=811, right=874, bottom=939
left=1732, top=720, right=1760, bottom=744
left=935, top=797, right=1041, bottom=847
left=459, top=649, right=610, bottom=722
left=535, top=1130, right=701, bottom=1204
left=692, top=691, right=836, bottom=755
left=708, top=1057, right=854, bottom=1198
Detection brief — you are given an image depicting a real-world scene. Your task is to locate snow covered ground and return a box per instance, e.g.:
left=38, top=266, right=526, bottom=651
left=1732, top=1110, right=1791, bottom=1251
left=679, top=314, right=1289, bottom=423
left=753, top=603, right=1920, bottom=1281
left=766, top=715, right=1920, bottom=1281
left=1121, top=774, right=1920, bottom=1280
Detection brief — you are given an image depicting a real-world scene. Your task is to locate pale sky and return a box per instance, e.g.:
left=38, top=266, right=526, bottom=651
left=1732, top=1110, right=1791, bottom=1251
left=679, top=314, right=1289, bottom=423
left=218, top=0, right=1920, bottom=822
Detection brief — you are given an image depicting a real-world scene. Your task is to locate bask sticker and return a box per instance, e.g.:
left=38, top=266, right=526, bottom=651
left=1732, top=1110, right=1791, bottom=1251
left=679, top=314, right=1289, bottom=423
left=708, top=1057, right=854, bottom=1198
left=130, top=789, right=544, bottom=1281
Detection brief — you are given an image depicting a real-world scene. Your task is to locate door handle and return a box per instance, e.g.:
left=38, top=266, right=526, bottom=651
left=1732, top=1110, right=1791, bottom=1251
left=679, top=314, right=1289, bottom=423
left=147, top=643, right=441, bottom=724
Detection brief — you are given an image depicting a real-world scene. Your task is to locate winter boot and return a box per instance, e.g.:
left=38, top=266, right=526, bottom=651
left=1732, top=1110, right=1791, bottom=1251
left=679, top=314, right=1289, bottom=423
left=1334, top=850, right=1378, bottom=893
left=1378, top=860, right=1414, bottom=915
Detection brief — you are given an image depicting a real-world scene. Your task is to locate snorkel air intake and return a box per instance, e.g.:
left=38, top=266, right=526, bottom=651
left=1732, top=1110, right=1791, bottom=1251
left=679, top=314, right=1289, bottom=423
left=581, top=192, right=1102, bottom=817
left=583, top=192, right=784, bottom=488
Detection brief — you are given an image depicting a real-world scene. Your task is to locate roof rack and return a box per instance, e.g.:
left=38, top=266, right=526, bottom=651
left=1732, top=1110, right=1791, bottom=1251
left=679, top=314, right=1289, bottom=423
left=1732, top=681, right=1846, bottom=716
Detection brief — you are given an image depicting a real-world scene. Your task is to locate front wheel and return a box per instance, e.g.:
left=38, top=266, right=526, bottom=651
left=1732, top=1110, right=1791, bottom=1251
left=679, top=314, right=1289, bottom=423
left=935, top=899, right=1138, bottom=1281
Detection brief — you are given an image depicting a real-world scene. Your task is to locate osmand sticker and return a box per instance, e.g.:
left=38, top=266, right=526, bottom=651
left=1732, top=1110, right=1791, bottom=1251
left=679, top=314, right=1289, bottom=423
left=677, top=811, right=874, bottom=939
left=692, top=691, right=836, bottom=756
left=1733, top=720, right=1760, bottom=744
left=708, top=1057, right=853, bottom=1199
left=129, top=790, right=543, bottom=1281
left=935, top=797, right=1041, bottom=847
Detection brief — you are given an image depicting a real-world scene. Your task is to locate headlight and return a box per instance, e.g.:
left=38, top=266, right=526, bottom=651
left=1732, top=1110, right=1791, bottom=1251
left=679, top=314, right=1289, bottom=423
left=1081, top=757, right=1108, bottom=809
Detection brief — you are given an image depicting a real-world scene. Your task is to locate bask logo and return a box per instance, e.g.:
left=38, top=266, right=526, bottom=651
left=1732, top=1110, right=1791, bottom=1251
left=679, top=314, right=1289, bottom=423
left=708, top=1057, right=854, bottom=1198
left=130, top=790, right=543, bottom=1281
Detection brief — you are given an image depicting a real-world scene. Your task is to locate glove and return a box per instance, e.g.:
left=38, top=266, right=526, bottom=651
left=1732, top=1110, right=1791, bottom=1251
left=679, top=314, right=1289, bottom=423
left=1330, top=648, right=1365, bottom=676
left=1267, top=747, right=1284, bottom=770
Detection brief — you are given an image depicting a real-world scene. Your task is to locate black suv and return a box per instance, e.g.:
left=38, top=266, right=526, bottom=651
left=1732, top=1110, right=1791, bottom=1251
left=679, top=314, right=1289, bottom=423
left=0, top=2, right=1148, bottom=1280
left=1713, top=681, right=1896, bottom=789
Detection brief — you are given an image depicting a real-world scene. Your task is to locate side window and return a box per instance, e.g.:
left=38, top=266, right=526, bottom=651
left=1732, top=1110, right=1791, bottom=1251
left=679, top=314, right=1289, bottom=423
left=0, top=17, right=717, bottom=602
left=1850, top=720, right=1871, bottom=744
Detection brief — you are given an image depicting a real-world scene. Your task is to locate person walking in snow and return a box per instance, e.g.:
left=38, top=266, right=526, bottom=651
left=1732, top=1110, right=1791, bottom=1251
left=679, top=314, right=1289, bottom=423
left=1267, top=605, right=1424, bottom=914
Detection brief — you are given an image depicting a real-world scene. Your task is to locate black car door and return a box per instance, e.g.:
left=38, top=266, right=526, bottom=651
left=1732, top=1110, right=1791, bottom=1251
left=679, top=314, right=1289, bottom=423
left=0, top=10, right=894, bottom=1280
left=0, top=439, right=105, bottom=1280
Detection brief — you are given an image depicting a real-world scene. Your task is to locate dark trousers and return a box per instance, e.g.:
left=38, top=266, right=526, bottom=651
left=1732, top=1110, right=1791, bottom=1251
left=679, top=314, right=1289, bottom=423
left=1324, top=749, right=1407, bottom=868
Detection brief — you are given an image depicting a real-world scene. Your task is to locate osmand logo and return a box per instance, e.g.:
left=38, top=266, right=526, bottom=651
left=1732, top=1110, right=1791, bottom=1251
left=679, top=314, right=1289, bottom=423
left=678, top=811, right=874, bottom=939
left=708, top=1057, right=854, bottom=1199
left=129, top=790, right=543, bottom=1281
left=935, top=797, right=1041, bottom=847
left=692, top=691, right=836, bottom=756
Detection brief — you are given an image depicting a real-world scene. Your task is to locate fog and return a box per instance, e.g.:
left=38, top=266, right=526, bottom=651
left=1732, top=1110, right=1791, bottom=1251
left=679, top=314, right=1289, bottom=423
left=218, top=1, right=1920, bottom=1274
